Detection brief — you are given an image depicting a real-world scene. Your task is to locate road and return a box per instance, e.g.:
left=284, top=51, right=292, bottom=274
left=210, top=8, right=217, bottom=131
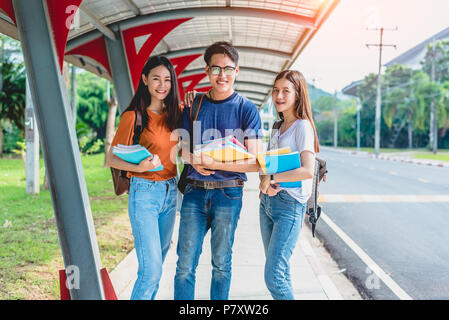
left=315, top=148, right=449, bottom=300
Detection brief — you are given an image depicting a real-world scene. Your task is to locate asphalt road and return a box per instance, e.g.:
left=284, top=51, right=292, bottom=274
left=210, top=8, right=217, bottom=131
left=315, top=148, right=449, bottom=300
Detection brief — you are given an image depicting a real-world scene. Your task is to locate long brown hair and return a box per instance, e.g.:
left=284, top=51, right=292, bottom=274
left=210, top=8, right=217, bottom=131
left=125, top=55, right=181, bottom=131
left=274, top=70, right=320, bottom=153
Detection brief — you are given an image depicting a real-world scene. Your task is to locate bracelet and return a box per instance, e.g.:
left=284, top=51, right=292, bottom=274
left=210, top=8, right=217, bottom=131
left=270, top=174, right=275, bottom=185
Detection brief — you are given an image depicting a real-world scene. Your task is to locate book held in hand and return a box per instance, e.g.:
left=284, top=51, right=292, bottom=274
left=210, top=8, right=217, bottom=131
left=257, top=148, right=302, bottom=188
left=194, top=135, right=255, bottom=162
left=112, top=144, right=163, bottom=172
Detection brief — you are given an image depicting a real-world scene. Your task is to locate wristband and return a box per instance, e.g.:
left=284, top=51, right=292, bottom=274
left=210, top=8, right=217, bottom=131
left=270, top=174, right=275, bottom=185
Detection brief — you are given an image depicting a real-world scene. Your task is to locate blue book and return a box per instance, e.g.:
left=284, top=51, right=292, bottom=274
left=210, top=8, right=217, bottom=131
left=113, top=144, right=163, bottom=172
left=264, top=152, right=302, bottom=188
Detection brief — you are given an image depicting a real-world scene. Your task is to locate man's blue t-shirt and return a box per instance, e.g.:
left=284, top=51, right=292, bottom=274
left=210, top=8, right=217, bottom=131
left=181, top=91, right=262, bottom=182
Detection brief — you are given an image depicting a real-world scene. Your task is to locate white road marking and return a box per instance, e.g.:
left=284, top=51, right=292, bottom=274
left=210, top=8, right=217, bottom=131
left=321, top=213, right=413, bottom=300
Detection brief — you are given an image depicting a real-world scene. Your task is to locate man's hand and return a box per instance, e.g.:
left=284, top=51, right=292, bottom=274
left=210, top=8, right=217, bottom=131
left=191, top=153, right=216, bottom=176
left=184, top=90, right=197, bottom=107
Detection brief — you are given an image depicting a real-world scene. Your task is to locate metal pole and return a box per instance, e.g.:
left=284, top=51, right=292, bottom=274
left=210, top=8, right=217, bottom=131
left=13, top=0, right=105, bottom=300
left=430, top=38, right=438, bottom=154
left=104, top=25, right=134, bottom=114
left=71, top=64, right=77, bottom=126
left=357, top=102, right=361, bottom=152
left=374, top=28, right=384, bottom=157
left=366, top=27, right=397, bottom=157
left=25, top=77, right=39, bottom=194
left=334, top=92, right=338, bottom=148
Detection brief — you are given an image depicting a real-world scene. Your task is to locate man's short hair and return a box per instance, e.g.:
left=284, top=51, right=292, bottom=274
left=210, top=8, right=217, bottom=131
left=204, top=41, right=239, bottom=66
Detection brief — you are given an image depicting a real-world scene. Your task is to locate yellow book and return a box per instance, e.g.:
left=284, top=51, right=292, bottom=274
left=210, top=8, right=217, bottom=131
left=256, top=147, right=291, bottom=174
left=195, top=145, right=255, bottom=162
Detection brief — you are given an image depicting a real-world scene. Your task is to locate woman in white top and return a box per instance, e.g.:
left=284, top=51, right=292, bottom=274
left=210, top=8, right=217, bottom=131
left=259, top=70, right=320, bottom=300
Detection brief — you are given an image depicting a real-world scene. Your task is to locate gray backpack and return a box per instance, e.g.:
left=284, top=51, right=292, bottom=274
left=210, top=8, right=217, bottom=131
left=271, top=120, right=327, bottom=237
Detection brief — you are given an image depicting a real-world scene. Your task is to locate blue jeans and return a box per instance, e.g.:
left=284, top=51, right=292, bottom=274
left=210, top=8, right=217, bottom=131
left=128, top=176, right=177, bottom=300
left=259, top=190, right=306, bottom=300
left=174, top=184, right=243, bottom=300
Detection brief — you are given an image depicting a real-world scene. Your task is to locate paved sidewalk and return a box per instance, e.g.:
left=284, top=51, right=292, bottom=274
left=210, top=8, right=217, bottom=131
left=110, top=173, right=345, bottom=300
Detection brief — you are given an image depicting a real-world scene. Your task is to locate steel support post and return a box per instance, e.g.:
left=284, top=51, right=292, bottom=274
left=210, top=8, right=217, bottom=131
left=13, top=0, right=105, bottom=300
left=105, top=25, right=134, bottom=114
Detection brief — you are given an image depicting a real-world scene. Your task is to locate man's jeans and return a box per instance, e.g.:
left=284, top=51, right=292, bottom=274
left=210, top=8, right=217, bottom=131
left=174, top=184, right=243, bottom=300
left=259, top=190, right=306, bottom=300
left=128, top=177, right=177, bottom=300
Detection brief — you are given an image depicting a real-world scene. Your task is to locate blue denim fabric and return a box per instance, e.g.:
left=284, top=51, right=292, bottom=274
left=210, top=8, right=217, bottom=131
left=259, top=190, right=306, bottom=300
left=174, top=184, right=243, bottom=300
left=128, top=176, right=177, bottom=300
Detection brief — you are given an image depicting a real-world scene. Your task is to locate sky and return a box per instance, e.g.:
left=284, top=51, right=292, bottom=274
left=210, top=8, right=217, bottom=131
left=292, top=0, right=449, bottom=93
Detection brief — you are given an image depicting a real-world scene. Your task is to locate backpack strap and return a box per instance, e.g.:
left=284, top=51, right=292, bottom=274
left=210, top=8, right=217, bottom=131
left=188, top=94, right=205, bottom=153
left=132, top=109, right=143, bottom=145
left=272, top=119, right=283, bottom=132
left=119, top=110, right=143, bottom=180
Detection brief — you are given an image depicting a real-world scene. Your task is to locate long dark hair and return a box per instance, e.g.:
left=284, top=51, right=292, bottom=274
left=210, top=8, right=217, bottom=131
left=125, top=55, right=181, bottom=131
left=274, top=70, right=320, bottom=153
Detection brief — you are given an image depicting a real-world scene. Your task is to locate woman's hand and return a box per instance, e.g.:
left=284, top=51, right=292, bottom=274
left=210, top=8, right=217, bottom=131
left=260, top=175, right=280, bottom=196
left=137, top=155, right=161, bottom=172
left=259, top=175, right=271, bottom=194
left=266, top=185, right=280, bottom=197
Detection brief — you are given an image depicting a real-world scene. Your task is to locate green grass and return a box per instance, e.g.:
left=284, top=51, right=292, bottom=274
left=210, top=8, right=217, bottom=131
left=0, top=154, right=133, bottom=300
left=414, top=153, right=449, bottom=162
left=339, top=147, right=449, bottom=163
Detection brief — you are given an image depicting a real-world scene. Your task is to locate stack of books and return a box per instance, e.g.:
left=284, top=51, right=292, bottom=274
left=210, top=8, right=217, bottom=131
left=194, top=136, right=255, bottom=162
left=112, top=144, right=164, bottom=172
left=257, top=147, right=302, bottom=188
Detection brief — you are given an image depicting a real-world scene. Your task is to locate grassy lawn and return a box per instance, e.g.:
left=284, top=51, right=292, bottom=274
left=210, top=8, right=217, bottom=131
left=0, top=154, right=134, bottom=300
left=340, top=147, right=449, bottom=163
left=414, top=152, right=449, bottom=162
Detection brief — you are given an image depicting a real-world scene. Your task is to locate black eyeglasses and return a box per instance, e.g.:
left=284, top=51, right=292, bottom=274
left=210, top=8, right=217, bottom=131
left=208, top=65, right=236, bottom=76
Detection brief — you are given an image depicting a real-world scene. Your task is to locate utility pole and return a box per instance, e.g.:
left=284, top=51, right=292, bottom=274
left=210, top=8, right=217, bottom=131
left=429, top=37, right=438, bottom=154
left=333, top=92, right=338, bottom=148
left=366, top=27, right=397, bottom=157
left=356, top=99, right=361, bottom=152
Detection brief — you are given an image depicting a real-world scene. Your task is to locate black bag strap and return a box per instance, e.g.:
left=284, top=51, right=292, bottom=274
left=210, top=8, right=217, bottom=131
left=308, top=158, right=321, bottom=237
left=188, top=94, right=205, bottom=153
left=132, top=109, right=143, bottom=145
left=272, top=119, right=283, bottom=131
left=119, top=109, right=143, bottom=179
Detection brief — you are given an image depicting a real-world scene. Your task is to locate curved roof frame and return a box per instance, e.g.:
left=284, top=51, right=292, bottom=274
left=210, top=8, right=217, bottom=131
left=64, top=1, right=339, bottom=106
left=0, top=1, right=340, bottom=108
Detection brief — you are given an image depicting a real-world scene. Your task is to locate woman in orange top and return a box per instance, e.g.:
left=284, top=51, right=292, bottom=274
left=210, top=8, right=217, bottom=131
left=106, top=55, right=181, bottom=300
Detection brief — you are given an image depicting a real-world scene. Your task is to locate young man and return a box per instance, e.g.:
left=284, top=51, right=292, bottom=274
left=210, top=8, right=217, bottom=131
left=175, top=41, right=263, bottom=300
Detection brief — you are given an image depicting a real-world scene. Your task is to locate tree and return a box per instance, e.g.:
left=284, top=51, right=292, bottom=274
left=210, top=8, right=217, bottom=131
left=76, top=71, right=110, bottom=142
left=422, top=40, right=449, bottom=83
left=0, top=58, right=26, bottom=157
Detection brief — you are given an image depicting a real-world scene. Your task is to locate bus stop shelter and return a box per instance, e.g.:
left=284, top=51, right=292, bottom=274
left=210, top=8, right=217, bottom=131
left=0, top=0, right=339, bottom=299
